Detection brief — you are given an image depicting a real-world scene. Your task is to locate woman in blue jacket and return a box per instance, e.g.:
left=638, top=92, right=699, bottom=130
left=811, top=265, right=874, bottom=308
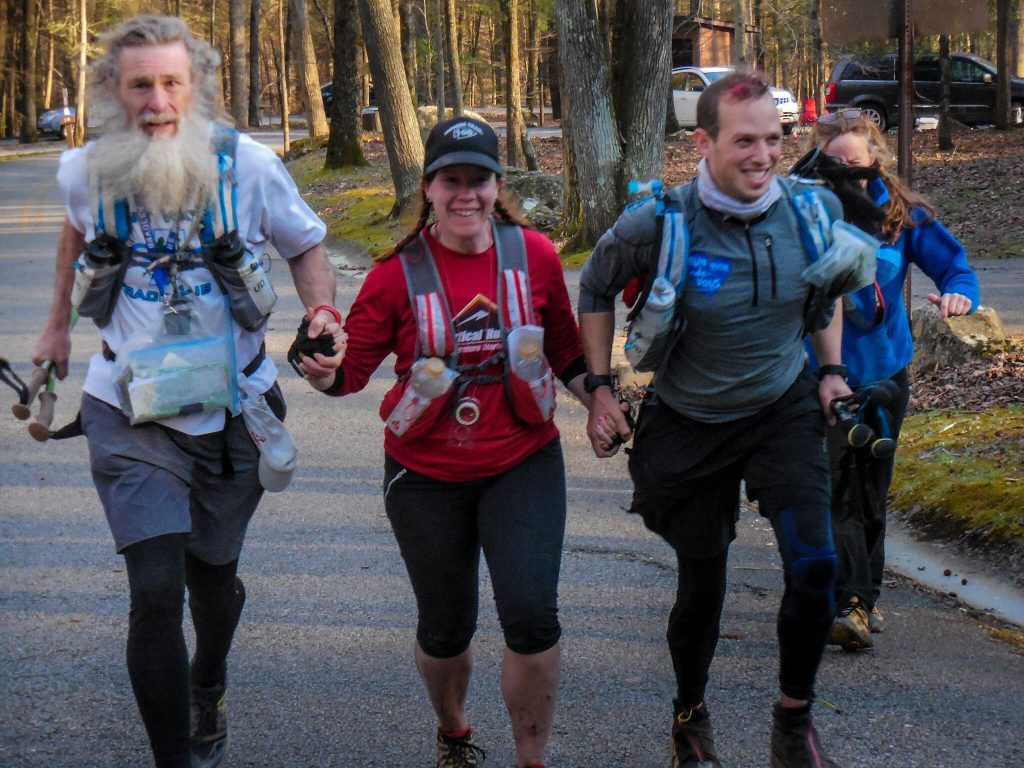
left=805, top=110, right=979, bottom=651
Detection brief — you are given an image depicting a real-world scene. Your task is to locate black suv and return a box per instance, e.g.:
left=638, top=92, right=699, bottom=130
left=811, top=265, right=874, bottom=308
left=825, top=52, right=1024, bottom=132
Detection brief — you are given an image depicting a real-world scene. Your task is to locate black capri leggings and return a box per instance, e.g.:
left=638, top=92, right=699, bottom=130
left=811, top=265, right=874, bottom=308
left=383, top=439, right=566, bottom=658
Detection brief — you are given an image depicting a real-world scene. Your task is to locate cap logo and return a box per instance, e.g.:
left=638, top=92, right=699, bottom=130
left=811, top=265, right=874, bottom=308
left=445, top=121, right=484, bottom=141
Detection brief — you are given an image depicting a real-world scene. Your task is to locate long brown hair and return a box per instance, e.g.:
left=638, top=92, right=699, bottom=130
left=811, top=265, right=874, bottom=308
left=376, top=175, right=529, bottom=263
left=816, top=115, right=935, bottom=243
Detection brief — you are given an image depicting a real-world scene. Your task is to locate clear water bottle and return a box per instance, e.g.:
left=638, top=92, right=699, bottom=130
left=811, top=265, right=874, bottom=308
left=386, top=357, right=457, bottom=437
left=409, top=357, right=453, bottom=399
left=234, top=253, right=278, bottom=316
left=624, top=276, right=676, bottom=367
left=507, top=325, right=545, bottom=381
left=70, top=247, right=118, bottom=310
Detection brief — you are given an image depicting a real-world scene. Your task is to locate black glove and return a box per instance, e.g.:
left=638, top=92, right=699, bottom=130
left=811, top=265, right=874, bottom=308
left=791, top=148, right=886, bottom=236
left=287, top=316, right=337, bottom=376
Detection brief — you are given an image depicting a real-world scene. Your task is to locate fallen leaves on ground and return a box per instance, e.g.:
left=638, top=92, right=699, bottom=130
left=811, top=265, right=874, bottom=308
left=909, top=342, right=1024, bottom=413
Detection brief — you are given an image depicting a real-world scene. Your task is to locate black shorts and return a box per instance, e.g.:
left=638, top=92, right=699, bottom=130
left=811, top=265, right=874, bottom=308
left=627, top=366, right=830, bottom=557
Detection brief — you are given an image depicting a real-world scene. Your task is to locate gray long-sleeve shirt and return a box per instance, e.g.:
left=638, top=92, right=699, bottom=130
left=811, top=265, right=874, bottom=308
left=579, top=178, right=843, bottom=423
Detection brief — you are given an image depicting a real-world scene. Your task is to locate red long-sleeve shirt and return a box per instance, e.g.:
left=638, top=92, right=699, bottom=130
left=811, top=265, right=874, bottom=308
left=334, top=226, right=584, bottom=482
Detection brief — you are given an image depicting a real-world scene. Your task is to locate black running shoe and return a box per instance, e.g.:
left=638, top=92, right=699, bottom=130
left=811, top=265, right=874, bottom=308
left=436, top=727, right=486, bottom=767
left=191, top=679, right=229, bottom=768
left=770, top=703, right=841, bottom=768
left=672, top=702, right=722, bottom=767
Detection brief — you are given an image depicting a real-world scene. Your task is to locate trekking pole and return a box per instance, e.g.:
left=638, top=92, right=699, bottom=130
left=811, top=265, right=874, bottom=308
left=11, top=363, right=51, bottom=421
left=28, top=373, right=59, bottom=442
left=0, top=358, right=30, bottom=415
left=17, top=310, right=79, bottom=441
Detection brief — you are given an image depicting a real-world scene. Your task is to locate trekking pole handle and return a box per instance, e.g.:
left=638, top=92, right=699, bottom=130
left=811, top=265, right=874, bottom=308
left=12, top=364, right=51, bottom=420
left=28, top=391, right=57, bottom=442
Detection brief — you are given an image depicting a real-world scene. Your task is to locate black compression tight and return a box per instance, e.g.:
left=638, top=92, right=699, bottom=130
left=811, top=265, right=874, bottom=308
left=122, top=534, right=245, bottom=768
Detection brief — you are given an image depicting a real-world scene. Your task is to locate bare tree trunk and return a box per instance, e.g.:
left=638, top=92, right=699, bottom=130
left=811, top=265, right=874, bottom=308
left=810, top=0, right=824, bottom=114
left=399, top=0, right=417, bottom=106
left=527, top=0, right=540, bottom=125
left=327, top=0, right=366, bottom=167
left=43, top=0, right=53, bottom=110
left=358, top=0, right=425, bottom=216
left=74, top=0, right=86, bottom=145
left=278, top=0, right=291, bottom=152
left=443, top=0, right=462, bottom=116
left=230, top=0, right=250, bottom=126
left=249, top=0, right=262, bottom=127
left=996, top=0, right=1012, bottom=129
left=433, top=0, right=445, bottom=118
left=20, top=0, right=39, bottom=143
left=500, top=0, right=526, bottom=168
left=310, top=0, right=334, bottom=44
left=293, top=0, right=330, bottom=137
left=554, top=0, right=621, bottom=245
left=614, top=1, right=673, bottom=187
left=938, top=35, right=953, bottom=151
left=1014, top=0, right=1024, bottom=78
left=732, top=0, right=747, bottom=68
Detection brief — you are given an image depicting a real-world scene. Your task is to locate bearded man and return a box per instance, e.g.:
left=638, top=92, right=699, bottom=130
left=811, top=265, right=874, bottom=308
left=30, top=15, right=342, bottom=768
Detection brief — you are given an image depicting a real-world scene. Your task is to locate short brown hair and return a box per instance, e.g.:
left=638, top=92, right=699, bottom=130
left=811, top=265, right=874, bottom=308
left=696, top=72, right=770, bottom=139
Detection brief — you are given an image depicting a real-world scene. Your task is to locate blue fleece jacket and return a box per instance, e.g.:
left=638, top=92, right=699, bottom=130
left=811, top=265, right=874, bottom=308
left=807, top=177, right=980, bottom=387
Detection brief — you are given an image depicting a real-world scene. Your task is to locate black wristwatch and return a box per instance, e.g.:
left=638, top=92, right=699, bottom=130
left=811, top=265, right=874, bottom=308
left=583, top=373, right=614, bottom=393
left=817, top=364, right=849, bottom=381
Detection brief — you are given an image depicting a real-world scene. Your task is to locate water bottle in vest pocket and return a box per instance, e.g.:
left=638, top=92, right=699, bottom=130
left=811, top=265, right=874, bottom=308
left=72, top=234, right=133, bottom=328
left=382, top=357, right=458, bottom=439
left=624, top=276, right=678, bottom=371
left=504, top=325, right=555, bottom=425
left=204, top=230, right=277, bottom=331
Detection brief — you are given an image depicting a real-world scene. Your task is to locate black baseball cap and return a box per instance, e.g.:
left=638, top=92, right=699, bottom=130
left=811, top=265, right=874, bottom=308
left=424, top=116, right=503, bottom=177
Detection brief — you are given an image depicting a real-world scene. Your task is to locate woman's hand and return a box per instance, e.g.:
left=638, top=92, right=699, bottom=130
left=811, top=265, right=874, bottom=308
left=299, top=306, right=348, bottom=390
left=927, top=292, right=972, bottom=320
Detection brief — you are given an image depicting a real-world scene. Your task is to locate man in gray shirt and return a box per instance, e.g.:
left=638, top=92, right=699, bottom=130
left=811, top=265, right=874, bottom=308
left=578, top=73, right=851, bottom=768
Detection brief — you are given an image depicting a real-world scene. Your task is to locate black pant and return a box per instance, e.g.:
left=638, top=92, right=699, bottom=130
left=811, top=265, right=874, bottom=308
left=383, top=439, right=566, bottom=658
left=629, top=367, right=836, bottom=705
left=828, top=368, right=911, bottom=611
left=122, top=533, right=246, bottom=768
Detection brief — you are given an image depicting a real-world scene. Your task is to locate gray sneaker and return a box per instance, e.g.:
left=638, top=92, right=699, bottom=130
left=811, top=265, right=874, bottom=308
left=672, top=702, right=722, bottom=767
left=191, top=679, right=229, bottom=768
left=829, top=597, right=873, bottom=651
left=770, top=703, right=840, bottom=768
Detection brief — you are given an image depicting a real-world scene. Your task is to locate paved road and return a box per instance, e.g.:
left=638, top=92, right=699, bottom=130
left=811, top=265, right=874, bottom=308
left=1, top=153, right=1023, bottom=767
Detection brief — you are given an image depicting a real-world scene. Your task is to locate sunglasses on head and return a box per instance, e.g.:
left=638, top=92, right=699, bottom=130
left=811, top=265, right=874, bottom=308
left=818, top=109, right=864, bottom=125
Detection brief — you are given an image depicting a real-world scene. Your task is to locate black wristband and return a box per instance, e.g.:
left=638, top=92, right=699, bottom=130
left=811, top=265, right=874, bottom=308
left=583, top=373, right=614, bottom=394
left=321, top=368, right=346, bottom=395
left=817, top=364, right=848, bottom=381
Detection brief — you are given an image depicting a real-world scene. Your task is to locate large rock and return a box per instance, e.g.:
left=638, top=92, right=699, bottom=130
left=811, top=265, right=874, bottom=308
left=502, top=170, right=564, bottom=232
left=416, top=107, right=490, bottom=135
left=911, top=304, right=1005, bottom=371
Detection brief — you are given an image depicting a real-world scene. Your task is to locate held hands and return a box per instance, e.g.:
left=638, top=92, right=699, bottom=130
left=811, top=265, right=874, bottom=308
left=293, top=306, right=347, bottom=390
left=586, top=388, right=632, bottom=458
left=927, top=292, right=972, bottom=320
left=818, top=375, right=853, bottom=427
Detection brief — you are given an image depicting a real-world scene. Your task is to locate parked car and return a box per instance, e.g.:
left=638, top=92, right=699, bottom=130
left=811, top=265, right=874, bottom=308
left=37, top=106, right=75, bottom=139
left=320, top=81, right=375, bottom=115
left=671, top=66, right=801, bottom=134
left=824, top=52, right=1024, bottom=132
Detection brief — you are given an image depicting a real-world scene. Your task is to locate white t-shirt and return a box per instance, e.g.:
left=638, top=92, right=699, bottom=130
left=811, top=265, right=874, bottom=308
left=60, top=131, right=326, bottom=435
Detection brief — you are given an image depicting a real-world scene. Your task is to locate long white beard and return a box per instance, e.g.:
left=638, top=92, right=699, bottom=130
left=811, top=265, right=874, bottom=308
left=88, top=111, right=219, bottom=217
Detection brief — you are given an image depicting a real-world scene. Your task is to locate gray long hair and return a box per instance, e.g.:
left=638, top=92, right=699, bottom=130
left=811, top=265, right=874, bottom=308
left=87, top=14, right=228, bottom=131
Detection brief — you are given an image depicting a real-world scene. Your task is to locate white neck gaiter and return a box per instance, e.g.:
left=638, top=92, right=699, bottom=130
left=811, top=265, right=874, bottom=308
left=697, top=158, right=782, bottom=220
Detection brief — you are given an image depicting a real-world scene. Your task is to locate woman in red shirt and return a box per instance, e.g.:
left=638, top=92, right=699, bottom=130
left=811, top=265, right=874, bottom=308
left=305, top=117, right=591, bottom=768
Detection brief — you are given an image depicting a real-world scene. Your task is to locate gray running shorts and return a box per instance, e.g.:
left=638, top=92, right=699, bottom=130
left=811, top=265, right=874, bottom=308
left=80, top=390, right=281, bottom=563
